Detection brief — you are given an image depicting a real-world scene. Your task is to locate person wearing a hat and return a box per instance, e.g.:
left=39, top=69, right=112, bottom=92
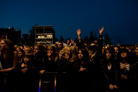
left=86, top=26, right=104, bottom=92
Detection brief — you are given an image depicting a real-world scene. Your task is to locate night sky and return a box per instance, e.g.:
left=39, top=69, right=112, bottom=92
left=0, top=0, right=138, bottom=45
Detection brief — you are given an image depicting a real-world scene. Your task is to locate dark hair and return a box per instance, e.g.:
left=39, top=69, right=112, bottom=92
left=120, top=48, right=131, bottom=62
left=88, top=43, right=97, bottom=52
left=81, top=48, right=89, bottom=59
left=1, top=39, right=14, bottom=53
left=120, top=48, right=129, bottom=54
left=34, top=44, right=45, bottom=53
left=104, top=47, right=115, bottom=60
left=0, top=39, right=14, bottom=62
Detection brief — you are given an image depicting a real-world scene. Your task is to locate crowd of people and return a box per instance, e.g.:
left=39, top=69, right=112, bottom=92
left=0, top=26, right=138, bottom=92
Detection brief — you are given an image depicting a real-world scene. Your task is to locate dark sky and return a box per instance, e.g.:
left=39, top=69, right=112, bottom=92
left=0, top=0, right=138, bottom=45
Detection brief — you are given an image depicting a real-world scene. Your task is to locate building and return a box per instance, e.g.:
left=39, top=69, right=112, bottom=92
left=34, top=25, right=55, bottom=45
left=0, top=26, right=21, bottom=45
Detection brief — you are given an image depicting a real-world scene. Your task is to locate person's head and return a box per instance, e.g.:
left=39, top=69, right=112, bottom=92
left=0, top=39, right=14, bottom=52
left=70, top=39, right=74, bottom=46
left=104, top=47, right=115, bottom=60
left=134, top=45, right=138, bottom=56
left=94, top=39, right=98, bottom=44
left=120, top=48, right=129, bottom=59
left=106, top=44, right=110, bottom=48
left=60, top=46, right=71, bottom=61
left=114, top=46, right=120, bottom=56
left=47, top=44, right=56, bottom=57
left=66, top=39, right=70, bottom=45
left=78, top=48, right=89, bottom=60
left=23, top=45, right=33, bottom=54
left=34, top=44, right=44, bottom=54
left=57, top=41, right=63, bottom=50
left=23, top=53, right=33, bottom=63
left=88, top=43, right=97, bottom=54
left=78, top=49, right=83, bottom=59
left=18, top=48, right=25, bottom=58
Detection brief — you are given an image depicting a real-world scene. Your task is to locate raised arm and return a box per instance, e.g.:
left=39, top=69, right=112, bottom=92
left=97, top=26, right=104, bottom=58
left=99, top=26, right=104, bottom=36
left=77, top=29, right=81, bottom=43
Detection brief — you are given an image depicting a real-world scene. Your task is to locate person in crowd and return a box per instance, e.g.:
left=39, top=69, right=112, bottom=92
left=42, top=44, right=48, bottom=54
left=56, top=41, right=64, bottom=53
left=75, top=26, right=104, bottom=92
left=86, top=26, right=104, bottom=92
left=100, top=47, right=120, bottom=92
left=17, top=52, right=34, bottom=92
left=44, top=44, right=58, bottom=72
left=76, top=28, right=88, bottom=50
left=94, top=39, right=98, bottom=46
left=33, top=43, right=46, bottom=72
left=114, top=45, right=121, bottom=61
left=74, top=48, right=90, bottom=92
left=119, top=48, right=131, bottom=92
left=32, top=43, right=46, bottom=92
left=23, top=45, right=33, bottom=54
left=17, top=48, right=25, bottom=64
left=65, top=38, right=71, bottom=47
left=56, top=45, right=78, bottom=92
left=14, top=45, right=20, bottom=52
left=127, top=44, right=138, bottom=92
left=0, top=39, right=18, bottom=92
left=69, top=45, right=78, bottom=63
left=39, top=44, right=58, bottom=92
left=70, top=39, right=75, bottom=46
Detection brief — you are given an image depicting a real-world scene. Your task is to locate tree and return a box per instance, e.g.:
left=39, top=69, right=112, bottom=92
left=94, top=32, right=98, bottom=41
left=28, top=27, right=35, bottom=45
left=74, top=37, right=79, bottom=44
left=115, top=36, right=122, bottom=45
left=54, top=37, right=59, bottom=42
left=103, top=32, right=112, bottom=45
left=83, top=36, right=89, bottom=44
left=60, top=35, right=65, bottom=43
left=89, top=31, right=94, bottom=44
left=21, top=34, right=29, bottom=45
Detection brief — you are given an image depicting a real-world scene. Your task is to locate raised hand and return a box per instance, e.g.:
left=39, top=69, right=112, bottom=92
left=99, top=26, right=104, bottom=35
left=77, top=29, right=81, bottom=36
